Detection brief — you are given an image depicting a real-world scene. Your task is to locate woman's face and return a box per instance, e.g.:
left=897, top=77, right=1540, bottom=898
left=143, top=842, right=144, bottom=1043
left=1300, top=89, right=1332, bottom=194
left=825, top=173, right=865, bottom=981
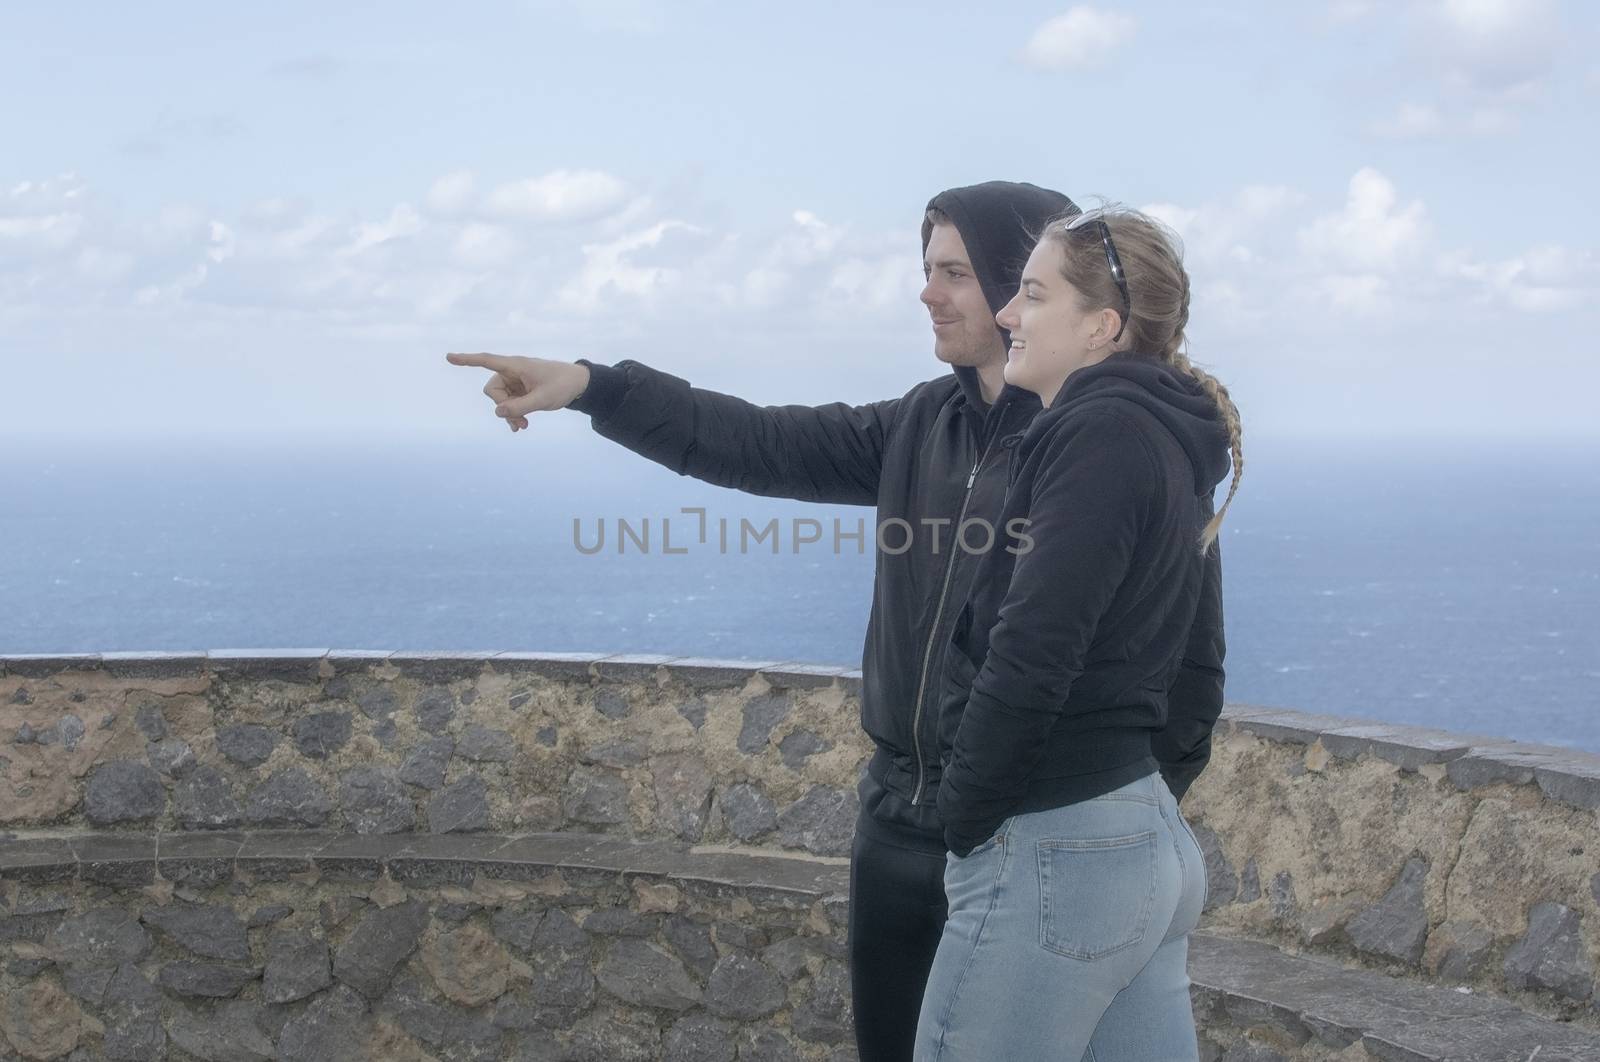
left=995, top=239, right=1115, bottom=406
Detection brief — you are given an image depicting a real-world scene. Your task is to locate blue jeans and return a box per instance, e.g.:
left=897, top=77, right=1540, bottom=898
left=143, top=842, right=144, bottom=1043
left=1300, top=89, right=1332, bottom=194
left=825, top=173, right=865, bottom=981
left=913, top=770, right=1207, bottom=1061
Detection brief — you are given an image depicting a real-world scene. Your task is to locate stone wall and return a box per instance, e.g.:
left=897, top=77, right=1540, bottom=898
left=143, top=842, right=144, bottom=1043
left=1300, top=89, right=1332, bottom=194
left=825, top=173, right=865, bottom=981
left=0, top=652, right=867, bottom=855
left=1180, top=705, right=1600, bottom=1029
left=2, top=650, right=1599, bottom=1061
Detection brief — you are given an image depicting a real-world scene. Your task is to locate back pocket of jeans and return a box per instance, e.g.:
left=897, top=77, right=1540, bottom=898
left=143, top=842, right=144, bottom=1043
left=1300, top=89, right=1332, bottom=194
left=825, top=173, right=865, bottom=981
left=1037, top=831, right=1157, bottom=960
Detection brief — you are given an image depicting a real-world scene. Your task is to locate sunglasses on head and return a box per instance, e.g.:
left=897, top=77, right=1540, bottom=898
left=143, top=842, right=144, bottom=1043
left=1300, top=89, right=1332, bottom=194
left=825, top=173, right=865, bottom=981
left=1064, top=210, right=1131, bottom=343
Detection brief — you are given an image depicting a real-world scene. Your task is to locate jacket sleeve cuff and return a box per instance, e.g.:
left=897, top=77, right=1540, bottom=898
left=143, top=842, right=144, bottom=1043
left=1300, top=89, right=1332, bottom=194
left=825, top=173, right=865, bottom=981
left=566, top=359, right=627, bottom=420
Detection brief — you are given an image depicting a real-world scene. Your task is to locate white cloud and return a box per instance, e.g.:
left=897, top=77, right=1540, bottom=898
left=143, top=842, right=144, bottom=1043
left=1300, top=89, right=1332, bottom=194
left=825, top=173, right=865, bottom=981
left=1446, top=243, right=1597, bottom=312
left=427, top=170, right=477, bottom=216
left=485, top=170, right=628, bottom=223
left=1021, top=6, right=1138, bottom=70
left=1299, top=168, right=1428, bottom=273
left=451, top=223, right=521, bottom=269
left=1370, top=101, right=1444, bottom=139
left=557, top=220, right=698, bottom=313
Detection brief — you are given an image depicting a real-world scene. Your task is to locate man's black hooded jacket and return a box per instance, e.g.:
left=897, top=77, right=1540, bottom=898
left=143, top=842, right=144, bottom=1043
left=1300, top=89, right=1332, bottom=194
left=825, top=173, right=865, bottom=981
left=564, top=181, right=1227, bottom=855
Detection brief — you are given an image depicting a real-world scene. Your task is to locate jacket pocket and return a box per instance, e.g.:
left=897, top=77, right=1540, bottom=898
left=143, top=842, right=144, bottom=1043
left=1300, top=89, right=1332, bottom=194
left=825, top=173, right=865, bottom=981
left=1036, top=830, right=1158, bottom=960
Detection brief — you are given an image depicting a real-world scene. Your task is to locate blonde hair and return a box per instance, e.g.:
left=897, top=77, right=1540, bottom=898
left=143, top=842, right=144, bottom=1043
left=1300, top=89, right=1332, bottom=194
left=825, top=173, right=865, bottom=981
left=1040, top=205, right=1243, bottom=555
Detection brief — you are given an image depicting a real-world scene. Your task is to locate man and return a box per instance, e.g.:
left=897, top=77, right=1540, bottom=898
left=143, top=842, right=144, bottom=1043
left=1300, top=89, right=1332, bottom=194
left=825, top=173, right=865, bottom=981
left=446, top=181, right=1225, bottom=1062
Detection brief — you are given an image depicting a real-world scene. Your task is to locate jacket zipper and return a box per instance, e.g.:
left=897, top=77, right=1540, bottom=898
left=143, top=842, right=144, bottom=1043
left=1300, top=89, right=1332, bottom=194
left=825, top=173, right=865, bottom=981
left=908, top=425, right=1001, bottom=806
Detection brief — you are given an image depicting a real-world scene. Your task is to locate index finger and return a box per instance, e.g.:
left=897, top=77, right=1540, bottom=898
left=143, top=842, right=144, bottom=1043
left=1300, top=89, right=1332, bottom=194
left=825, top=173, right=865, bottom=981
left=446, top=351, right=518, bottom=373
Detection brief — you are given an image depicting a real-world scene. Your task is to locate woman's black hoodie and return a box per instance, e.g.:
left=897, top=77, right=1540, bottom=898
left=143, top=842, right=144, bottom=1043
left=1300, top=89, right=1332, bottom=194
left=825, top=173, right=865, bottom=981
left=935, top=349, right=1233, bottom=856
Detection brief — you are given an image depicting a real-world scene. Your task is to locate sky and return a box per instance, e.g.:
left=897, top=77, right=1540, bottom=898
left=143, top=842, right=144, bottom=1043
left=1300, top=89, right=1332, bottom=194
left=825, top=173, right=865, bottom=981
left=3, top=0, right=1598, bottom=448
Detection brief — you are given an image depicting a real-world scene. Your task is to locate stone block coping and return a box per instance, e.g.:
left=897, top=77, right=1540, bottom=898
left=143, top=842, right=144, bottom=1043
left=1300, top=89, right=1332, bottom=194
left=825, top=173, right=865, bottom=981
left=1193, top=932, right=1600, bottom=1061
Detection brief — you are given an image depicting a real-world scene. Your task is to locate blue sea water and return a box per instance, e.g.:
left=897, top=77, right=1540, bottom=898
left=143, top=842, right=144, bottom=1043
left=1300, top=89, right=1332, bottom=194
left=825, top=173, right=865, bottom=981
left=2, top=434, right=1596, bottom=752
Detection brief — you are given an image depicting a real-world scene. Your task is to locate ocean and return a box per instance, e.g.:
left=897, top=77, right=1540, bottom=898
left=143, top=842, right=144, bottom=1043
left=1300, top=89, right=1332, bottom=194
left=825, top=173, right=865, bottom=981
left=2, top=434, right=1596, bottom=753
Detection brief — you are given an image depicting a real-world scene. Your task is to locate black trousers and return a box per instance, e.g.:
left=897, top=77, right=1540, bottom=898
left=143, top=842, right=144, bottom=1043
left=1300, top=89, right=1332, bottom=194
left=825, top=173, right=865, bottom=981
left=847, top=824, right=950, bottom=1062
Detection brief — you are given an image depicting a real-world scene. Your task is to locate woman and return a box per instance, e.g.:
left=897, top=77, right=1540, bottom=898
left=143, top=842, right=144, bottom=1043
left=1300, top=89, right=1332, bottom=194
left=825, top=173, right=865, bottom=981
left=914, top=206, right=1244, bottom=1061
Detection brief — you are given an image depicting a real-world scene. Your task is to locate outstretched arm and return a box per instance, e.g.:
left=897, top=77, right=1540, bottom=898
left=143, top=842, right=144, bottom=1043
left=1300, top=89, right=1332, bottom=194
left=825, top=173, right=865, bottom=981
left=446, top=353, right=900, bottom=506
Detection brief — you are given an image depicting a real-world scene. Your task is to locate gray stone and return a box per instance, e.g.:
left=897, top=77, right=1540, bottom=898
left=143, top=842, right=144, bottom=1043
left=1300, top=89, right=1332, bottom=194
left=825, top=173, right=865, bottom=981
left=760, top=935, right=817, bottom=981
left=356, top=685, right=399, bottom=720
left=713, top=921, right=768, bottom=953
left=85, top=761, right=166, bottom=825
left=400, top=734, right=454, bottom=789
left=677, top=696, right=708, bottom=730
left=1220, top=1044, right=1288, bottom=1062
left=56, top=714, right=85, bottom=751
left=583, top=908, right=657, bottom=937
left=722, top=782, right=779, bottom=842
left=100, top=964, right=165, bottom=1061
left=491, top=907, right=544, bottom=953
left=175, top=765, right=243, bottom=829
left=1346, top=857, right=1429, bottom=966
left=414, top=686, right=457, bottom=733
left=706, top=953, right=786, bottom=1020
left=216, top=723, right=277, bottom=767
left=292, top=710, right=351, bottom=758
left=142, top=903, right=250, bottom=961
left=275, top=982, right=371, bottom=1062
left=338, top=766, right=415, bottom=833
left=653, top=751, right=714, bottom=841
left=333, top=898, right=429, bottom=1000
left=8, top=957, right=53, bottom=977
left=1268, top=870, right=1297, bottom=920
left=263, top=927, right=331, bottom=1003
left=792, top=959, right=852, bottom=1043
left=507, top=690, right=531, bottom=710
left=157, top=960, right=258, bottom=997
left=244, top=767, right=332, bottom=827
left=248, top=904, right=293, bottom=928
left=13, top=720, right=36, bottom=743
left=596, top=938, right=703, bottom=1010
left=1432, top=921, right=1495, bottom=982
left=319, top=895, right=371, bottom=931
left=561, top=765, right=629, bottom=826
left=381, top=973, right=503, bottom=1058
left=49, top=908, right=152, bottom=967
left=738, top=692, right=791, bottom=753
left=457, top=724, right=515, bottom=762
left=1191, top=821, right=1239, bottom=911
left=63, top=962, right=116, bottom=1003
left=738, top=1027, right=802, bottom=1062
left=535, top=725, right=558, bottom=747
left=664, top=1012, right=737, bottom=1062
left=147, top=736, right=196, bottom=776
left=776, top=785, right=857, bottom=856
left=372, top=717, right=398, bottom=747
left=593, top=688, right=630, bottom=720
left=564, top=1009, right=661, bottom=1062
left=582, top=737, right=647, bottom=767
left=428, top=774, right=491, bottom=832
left=525, top=953, right=596, bottom=1014
left=665, top=914, right=718, bottom=978
left=1504, top=901, right=1595, bottom=1001
left=1239, top=858, right=1261, bottom=903
left=778, top=728, right=831, bottom=770
left=134, top=703, right=167, bottom=741
left=533, top=908, right=588, bottom=954
left=1298, top=896, right=1364, bottom=947
left=167, top=999, right=276, bottom=1061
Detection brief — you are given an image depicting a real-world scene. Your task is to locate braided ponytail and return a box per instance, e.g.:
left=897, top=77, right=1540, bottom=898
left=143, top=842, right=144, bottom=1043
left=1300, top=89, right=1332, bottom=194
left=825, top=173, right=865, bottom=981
left=1042, top=205, right=1244, bottom=556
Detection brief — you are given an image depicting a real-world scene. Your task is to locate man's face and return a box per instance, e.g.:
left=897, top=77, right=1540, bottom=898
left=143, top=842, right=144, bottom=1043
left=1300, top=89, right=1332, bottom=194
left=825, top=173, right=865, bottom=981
left=921, top=223, right=1005, bottom=367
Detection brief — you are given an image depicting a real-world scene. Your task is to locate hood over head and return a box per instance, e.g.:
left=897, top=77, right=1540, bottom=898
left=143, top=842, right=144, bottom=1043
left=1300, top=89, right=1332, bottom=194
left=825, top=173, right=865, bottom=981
left=921, top=181, right=1078, bottom=412
left=1046, top=350, right=1233, bottom=496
